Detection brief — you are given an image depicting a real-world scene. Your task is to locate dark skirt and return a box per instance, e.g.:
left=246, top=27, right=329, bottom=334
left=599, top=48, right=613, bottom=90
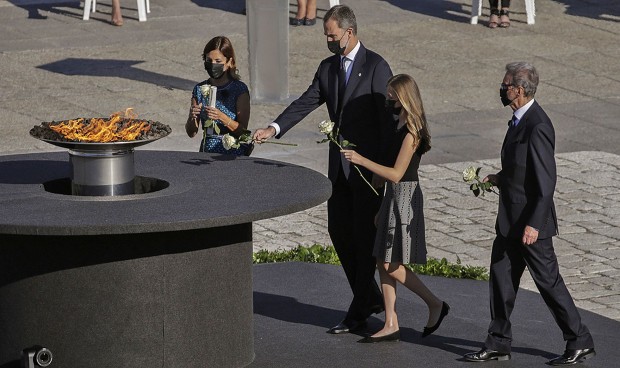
left=373, top=181, right=427, bottom=264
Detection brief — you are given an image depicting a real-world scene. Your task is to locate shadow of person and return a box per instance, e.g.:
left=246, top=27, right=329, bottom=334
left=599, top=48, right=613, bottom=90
left=253, top=291, right=381, bottom=332
left=189, top=0, right=246, bottom=14
left=380, top=0, right=472, bottom=23
left=411, top=331, right=557, bottom=359
left=37, top=58, right=196, bottom=91
left=7, top=0, right=49, bottom=19
left=552, top=0, right=619, bottom=21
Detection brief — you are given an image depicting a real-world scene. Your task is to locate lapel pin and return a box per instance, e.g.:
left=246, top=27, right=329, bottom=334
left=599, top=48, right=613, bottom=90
left=358, top=73, right=362, bottom=77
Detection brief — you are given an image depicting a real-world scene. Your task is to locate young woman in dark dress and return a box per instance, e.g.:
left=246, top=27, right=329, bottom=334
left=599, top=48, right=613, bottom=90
left=341, top=74, right=449, bottom=343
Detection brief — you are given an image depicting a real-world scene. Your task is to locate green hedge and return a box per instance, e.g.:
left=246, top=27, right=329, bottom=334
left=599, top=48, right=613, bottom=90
left=253, top=244, right=488, bottom=281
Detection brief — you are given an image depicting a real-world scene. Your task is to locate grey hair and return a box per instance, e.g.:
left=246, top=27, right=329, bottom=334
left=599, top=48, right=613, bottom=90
left=505, top=62, right=539, bottom=97
left=324, top=5, right=357, bottom=35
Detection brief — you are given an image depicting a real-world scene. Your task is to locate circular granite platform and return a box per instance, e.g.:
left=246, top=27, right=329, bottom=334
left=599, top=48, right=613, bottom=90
left=0, top=150, right=332, bottom=368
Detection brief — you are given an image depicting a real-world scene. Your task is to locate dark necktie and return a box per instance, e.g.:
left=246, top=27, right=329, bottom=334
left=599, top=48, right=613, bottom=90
left=508, top=115, right=517, bottom=130
left=337, top=57, right=348, bottom=114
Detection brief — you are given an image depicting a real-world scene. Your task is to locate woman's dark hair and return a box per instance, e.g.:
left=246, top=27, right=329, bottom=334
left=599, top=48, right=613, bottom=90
left=202, top=36, right=240, bottom=80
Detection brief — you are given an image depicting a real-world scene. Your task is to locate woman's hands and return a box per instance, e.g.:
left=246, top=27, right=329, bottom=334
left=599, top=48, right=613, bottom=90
left=205, top=106, right=228, bottom=123
left=341, top=149, right=365, bottom=166
left=186, top=100, right=201, bottom=137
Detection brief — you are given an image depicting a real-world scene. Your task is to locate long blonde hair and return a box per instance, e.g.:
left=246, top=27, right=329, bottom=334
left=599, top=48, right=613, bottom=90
left=388, top=74, right=431, bottom=154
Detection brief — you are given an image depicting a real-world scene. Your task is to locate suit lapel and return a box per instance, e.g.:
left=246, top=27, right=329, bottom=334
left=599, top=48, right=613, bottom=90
left=330, top=56, right=340, bottom=114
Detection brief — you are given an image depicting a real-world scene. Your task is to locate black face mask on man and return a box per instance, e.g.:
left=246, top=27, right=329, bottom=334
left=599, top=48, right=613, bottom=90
left=204, top=61, right=226, bottom=79
left=327, top=30, right=350, bottom=55
left=499, top=85, right=515, bottom=107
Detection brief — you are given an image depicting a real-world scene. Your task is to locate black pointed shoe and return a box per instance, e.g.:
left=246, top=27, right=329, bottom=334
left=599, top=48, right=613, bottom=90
left=547, top=348, right=595, bottom=366
left=357, top=330, right=400, bottom=343
left=327, top=319, right=367, bottom=334
left=422, top=301, right=450, bottom=337
left=463, top=348, right=511, bottom=362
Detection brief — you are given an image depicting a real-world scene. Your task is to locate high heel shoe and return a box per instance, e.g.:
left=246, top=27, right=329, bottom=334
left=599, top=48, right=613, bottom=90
left=303, top=17, right=316, bottom=26
left=289, top=18, right=304, bottom=26
left=488, top=8, right=499, bottom=29
left=357, top=330, right=400, bottom=343
left=422, top=301, right=450, bottom=337
left=499, top=9, right=510, bottom=28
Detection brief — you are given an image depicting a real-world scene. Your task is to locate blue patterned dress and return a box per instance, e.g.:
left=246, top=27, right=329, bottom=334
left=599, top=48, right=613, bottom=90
left=192, top=79, right=250, bottom=155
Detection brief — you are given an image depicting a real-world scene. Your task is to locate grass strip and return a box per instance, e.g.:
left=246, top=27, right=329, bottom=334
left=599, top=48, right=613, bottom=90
left=253, top=244, right=489, bottom=281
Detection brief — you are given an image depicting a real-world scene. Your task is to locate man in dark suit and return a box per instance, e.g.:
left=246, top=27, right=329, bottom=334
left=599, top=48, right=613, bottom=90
left=253, top=5, right=392, bottom=334
left=464, top=62, right=595, bottom=365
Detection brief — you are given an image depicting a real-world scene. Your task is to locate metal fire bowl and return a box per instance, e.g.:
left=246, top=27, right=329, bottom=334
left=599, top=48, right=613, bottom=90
left=29, top=132, right=168, bottom=152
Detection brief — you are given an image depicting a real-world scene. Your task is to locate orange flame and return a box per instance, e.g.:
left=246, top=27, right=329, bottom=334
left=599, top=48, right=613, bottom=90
left=48, top=108, right=151, bottom=142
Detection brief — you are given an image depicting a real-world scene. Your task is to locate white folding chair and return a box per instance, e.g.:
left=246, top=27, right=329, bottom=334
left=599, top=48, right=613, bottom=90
left=83, top=0, right=150, bottom=22
left=470, top=0, right=535, bottom=25
left=329, top=0, right=340, bottom=8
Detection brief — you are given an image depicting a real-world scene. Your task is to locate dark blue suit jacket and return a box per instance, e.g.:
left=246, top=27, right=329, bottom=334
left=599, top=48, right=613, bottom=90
left=496, top=100, right=559, bottom=239
left=274, top=43, right=393, bottom=182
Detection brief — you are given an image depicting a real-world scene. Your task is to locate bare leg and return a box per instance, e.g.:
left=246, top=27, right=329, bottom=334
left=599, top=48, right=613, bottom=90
left=111, top=0, right=123, bottom=26
left=370, top=259, right=399, bottom=337
left=306, top=0, right=316, bottom=19
left=385, top=262, right=444, bottom=328
left=295, top=0, right=307, bottom=19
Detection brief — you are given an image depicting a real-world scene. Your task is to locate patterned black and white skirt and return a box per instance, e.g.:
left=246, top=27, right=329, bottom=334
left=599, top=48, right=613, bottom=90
left=373, top=181, right=427, bottom=264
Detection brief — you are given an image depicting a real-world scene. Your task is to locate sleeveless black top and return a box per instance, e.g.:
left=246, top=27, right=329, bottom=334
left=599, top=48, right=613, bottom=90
left=385, top=125, right=423, bottom=182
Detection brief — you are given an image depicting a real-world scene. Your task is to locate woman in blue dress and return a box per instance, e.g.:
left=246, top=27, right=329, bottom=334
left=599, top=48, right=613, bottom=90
left=186, top=36, right=252, bottom=155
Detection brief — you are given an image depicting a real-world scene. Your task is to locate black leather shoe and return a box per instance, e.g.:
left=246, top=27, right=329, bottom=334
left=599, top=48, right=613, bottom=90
left=422, top=301, right=450, bottom=337
left=358, top=330, right=400, bottom=343
left=463, top=348, right=511, bottom=362
left=547, top=348, right=595, bottom=366
left=327, top=319, right=367, bottom=334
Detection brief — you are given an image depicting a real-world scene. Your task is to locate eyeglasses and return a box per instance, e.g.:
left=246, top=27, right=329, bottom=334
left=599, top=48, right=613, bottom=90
left=500, top=83, right=516, bottom=91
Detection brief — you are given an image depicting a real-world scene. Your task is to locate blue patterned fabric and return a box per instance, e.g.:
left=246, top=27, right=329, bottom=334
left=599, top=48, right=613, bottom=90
left=192, top=79, right=250, bottom=155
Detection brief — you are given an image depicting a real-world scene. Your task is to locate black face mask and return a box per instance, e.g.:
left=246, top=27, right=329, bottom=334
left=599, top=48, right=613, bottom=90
left=204, top=61, right=226, bottom=79
left=327, top=31, right=350, bottom=55
left=385, top=99, right=402, bottom=115
left=499, top=87, right=514, bottom=107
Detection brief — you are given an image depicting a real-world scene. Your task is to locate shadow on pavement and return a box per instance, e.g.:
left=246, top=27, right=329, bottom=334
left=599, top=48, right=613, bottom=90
left=37, top=58, right=195, bottom=91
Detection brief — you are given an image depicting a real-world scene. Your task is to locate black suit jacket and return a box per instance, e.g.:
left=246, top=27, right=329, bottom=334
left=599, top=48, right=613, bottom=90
left=496, top=101, right=559, bottom=239
left=274, top=43, right=393, bottom=182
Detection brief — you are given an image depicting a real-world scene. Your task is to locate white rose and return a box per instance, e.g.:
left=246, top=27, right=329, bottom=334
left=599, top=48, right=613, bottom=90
left=199, top=84, right=210, bottom=99
left=318, top=120, right=335, bottom=135
left=462, top=166, right=477, bottom=182
left=222, top=134, right=238, bottom=150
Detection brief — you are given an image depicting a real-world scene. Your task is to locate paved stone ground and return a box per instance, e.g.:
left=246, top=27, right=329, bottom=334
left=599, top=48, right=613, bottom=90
left=1, top=0, right=619, bottom=323
left=255, top=151, right=620, bottom=321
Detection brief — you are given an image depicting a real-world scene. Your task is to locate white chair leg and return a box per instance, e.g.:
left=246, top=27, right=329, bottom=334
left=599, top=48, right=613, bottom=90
left=525, top=0, right=536, bottom=24
left=146, top=0, right=150, bottom=14
left=329, top=0, right=339, bottom=8
left=83, top=0, right=92, bottom=20
left=137, top=0, right=147, bottom=21
left=92, top=0, right=96, bottom=12
left=470, top=0, right=482, bottom=24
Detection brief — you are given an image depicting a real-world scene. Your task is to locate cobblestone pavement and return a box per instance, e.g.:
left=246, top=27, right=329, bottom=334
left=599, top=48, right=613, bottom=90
left=255, top=151, right=620, bottom=321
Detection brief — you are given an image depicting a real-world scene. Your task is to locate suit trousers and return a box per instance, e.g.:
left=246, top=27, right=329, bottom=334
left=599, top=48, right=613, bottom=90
left=485, top=235, right=594, bottom=353
left=327, top=167, right=383, bottom=322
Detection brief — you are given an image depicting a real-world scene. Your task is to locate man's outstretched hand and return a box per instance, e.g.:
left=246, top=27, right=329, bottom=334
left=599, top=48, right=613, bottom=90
left=252, top=126, right=276, bottom=144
